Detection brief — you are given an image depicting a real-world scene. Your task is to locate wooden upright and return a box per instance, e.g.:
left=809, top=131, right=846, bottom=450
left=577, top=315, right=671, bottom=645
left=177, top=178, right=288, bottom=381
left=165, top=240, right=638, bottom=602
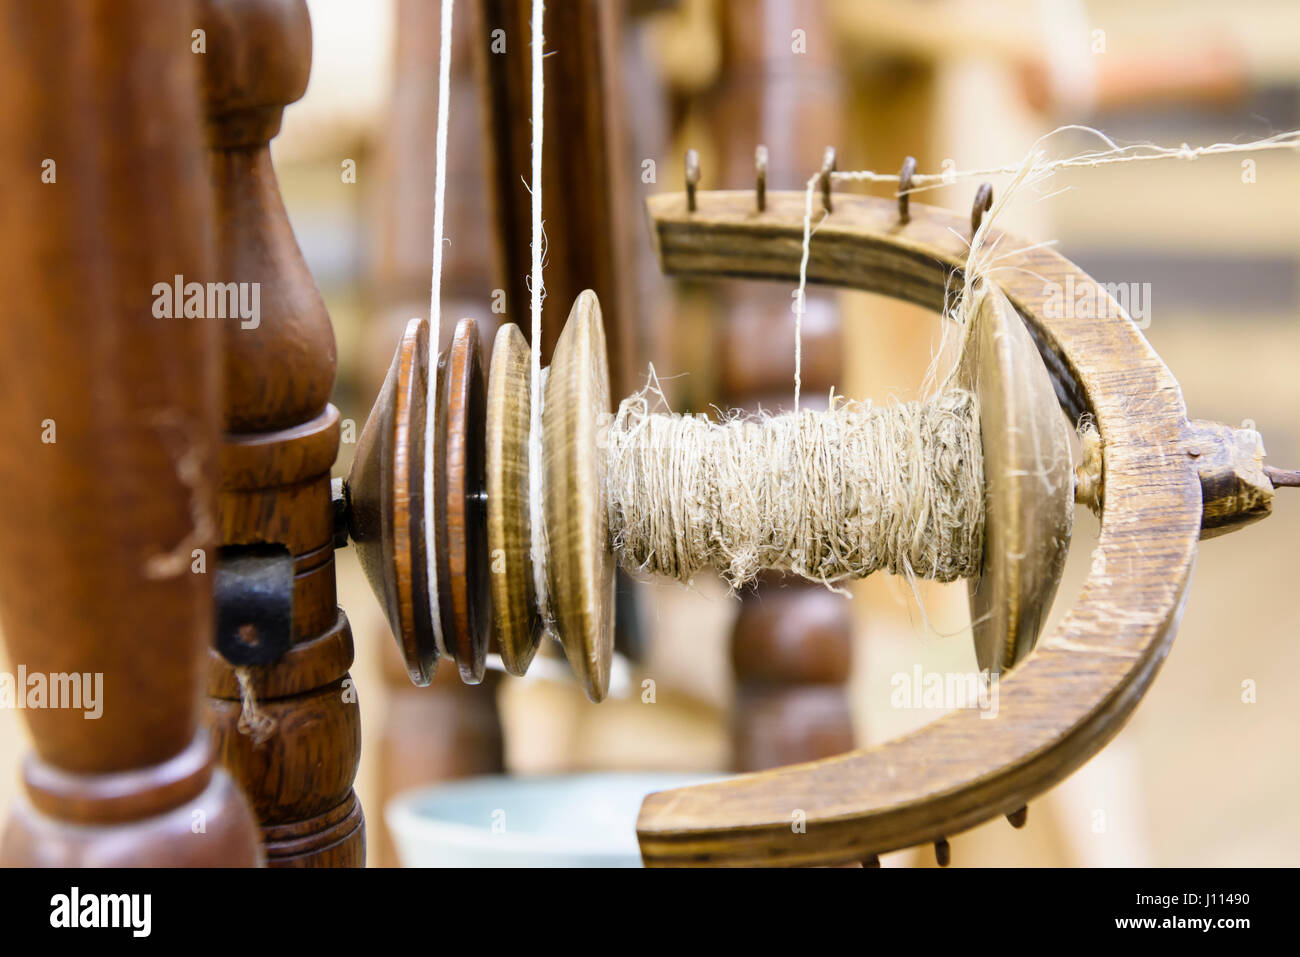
left=710, top=0, right=856, bottom=771
left=0, top=0, right=261, bottom=866
left=198, top=0, right=365, bottom=866
left=474, top=0, right=637, bottom=391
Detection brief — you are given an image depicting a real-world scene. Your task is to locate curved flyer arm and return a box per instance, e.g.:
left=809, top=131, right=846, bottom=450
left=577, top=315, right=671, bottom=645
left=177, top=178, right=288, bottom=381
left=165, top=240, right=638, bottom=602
left=636, top=190, right=1207, bottom=866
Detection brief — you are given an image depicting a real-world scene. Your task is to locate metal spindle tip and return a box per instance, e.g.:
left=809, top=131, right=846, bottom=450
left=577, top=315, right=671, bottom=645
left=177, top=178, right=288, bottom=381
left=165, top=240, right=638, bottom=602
left=1265, top=465, right=1300, bottom=488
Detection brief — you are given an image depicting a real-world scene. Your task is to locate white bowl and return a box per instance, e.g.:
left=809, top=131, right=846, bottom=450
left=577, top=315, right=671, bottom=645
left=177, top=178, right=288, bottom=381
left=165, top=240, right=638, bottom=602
left=385, top=771, right=719, bottom=867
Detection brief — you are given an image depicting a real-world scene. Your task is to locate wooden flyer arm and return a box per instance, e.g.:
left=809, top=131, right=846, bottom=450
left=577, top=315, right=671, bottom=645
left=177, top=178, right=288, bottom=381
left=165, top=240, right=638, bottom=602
left=634, top=189, right=1272, bottom=866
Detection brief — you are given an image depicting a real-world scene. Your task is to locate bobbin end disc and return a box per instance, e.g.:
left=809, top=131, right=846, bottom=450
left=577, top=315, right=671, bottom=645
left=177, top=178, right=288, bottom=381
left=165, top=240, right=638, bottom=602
left=348, top=317, right=439, bottom=686
left=486, top=322, right=542, bottom=675
left=962, top=283, right=1074, bottom=675
left=544, top=290, right=615, bottom=702
left=434, top=318, right=492, bottom=685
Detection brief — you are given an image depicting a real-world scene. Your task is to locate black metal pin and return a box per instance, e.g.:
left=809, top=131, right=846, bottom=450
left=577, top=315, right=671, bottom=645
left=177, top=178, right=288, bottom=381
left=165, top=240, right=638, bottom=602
left=971, top=181, right=993, bottom=236
left=934, top=838, right=951, bottom=867
left=898, top=155, right=916, bottom=223
left=685, top=148, right=700, bottom=212
left=819, top=145, right=836, bottom=213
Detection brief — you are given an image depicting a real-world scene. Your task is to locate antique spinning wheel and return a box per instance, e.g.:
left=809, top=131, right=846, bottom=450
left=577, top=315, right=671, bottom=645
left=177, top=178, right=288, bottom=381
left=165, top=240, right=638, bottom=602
left=632, top=183, right=1275, bottom=865
left=343, top=161, right=1282, bottom=865
left=335, top=2, right=1286, bottom=867
left=0, top=0, right=1289, bottom=872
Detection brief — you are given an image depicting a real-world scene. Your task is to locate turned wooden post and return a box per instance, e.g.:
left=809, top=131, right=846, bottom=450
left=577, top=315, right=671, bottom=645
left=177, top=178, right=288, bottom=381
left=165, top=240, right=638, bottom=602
left=0, top=0, right=261, bottom=866
left=197, top=0, right=365, bottom=867
left=711, top=0, right=856, bottom=771
left=474, top=0, right=637, bottom=392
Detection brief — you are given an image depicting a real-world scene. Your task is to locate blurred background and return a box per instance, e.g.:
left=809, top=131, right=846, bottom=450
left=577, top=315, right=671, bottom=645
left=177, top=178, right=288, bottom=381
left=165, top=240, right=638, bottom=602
left=2, top=0, right=1298, bottom=865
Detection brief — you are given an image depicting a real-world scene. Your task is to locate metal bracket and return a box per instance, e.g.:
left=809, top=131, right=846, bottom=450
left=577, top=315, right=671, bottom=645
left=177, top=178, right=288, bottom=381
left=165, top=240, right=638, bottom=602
left=214, top=544, right=294, bottom=666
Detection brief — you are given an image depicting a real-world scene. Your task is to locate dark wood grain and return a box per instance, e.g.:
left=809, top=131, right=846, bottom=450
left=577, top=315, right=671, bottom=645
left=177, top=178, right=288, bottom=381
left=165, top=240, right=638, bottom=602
left=435, top=319, right=491, bottom=684
left=472, top=0, right=636, bottom=394
left=0, top=0, right=261, bottom=866
left=350, top=318, right=438, bottom=685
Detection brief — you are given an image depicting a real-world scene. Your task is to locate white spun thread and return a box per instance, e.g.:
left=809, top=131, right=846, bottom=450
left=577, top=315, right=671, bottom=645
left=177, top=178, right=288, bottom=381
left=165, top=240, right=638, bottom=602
left=424, top=0, right=455, bottom=658
left=526, top=0, right=553, bottom=632
left=792, top=171, right=821, bottom=411
left=606, top=384, right=985, bottom=591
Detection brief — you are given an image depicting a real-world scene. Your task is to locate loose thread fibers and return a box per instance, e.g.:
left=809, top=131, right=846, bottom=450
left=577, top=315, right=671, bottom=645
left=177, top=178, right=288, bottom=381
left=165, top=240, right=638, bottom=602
left=1075, top=416, right=1103, bottom=515
left=235, top=667, right=275, bottom=746
left=606, top=386, right=986, bottom=590
left=792, top=127, right=1300, bottom=403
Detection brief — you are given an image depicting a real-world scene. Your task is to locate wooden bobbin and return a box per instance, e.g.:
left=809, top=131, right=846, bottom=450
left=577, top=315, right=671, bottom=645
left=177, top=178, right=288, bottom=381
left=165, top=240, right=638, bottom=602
left=350, top=281, right=1068, bottom=698
left=479, top=281, right=1066, bottom=692
left=645, top=191, right=1075, bottom=677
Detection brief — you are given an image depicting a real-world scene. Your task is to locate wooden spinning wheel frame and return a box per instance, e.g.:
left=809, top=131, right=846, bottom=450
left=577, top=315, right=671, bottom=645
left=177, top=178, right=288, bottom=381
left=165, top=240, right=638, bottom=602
left=0, top=0, right=1281, bottom=871
left=631, top=188, right=1270, bottom=866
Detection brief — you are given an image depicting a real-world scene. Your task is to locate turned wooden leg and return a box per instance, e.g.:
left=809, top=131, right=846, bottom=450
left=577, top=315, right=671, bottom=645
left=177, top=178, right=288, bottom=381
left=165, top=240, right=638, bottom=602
left=708, top=0, right=856, bottom=772
left=197, top=0, right=364, bottom=867
left=0, top=0, right=261, bottom=866
left=719, top=291, right=856, bottom=771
